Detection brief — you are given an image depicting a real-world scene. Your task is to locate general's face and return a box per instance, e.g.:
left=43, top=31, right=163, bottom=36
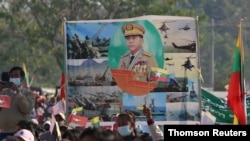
left=125, top=35, right=144, bottom=54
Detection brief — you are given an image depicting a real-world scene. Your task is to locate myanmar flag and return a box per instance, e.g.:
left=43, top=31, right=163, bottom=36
left=227, top=25, right=246, bottom=125
left=150, top=67, right=169, bottom=82
left=71, top=107, right=83, bottom=114
left=91, top=116, right=100, bottom=128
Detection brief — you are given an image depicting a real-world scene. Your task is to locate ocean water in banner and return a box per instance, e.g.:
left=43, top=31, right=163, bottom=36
left=65, top=15, right=201, bottom=124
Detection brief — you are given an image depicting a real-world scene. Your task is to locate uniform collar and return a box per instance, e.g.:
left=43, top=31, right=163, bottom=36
left=130, top=48, right=143, bottom=57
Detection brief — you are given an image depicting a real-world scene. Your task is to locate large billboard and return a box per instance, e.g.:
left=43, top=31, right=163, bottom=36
left=65, top=15, right=201, bottom=125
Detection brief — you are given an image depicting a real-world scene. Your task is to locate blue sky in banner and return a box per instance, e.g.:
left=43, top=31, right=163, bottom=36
left=66, top=22, right=119, bottom=40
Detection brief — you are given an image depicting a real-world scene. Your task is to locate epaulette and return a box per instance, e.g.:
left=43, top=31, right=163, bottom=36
left=121, top=52, right=130, bottom=58
left=143, top=51, right=153, bottom=57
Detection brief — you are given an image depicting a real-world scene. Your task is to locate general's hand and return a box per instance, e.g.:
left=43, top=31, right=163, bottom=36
left=143, top=105, right=153, bottom=120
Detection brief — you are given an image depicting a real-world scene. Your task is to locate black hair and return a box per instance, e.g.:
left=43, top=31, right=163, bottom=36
left=16, top=120, right=36, bottom=137
left=117, top=111, right=137, bottom=135
left=118, top=112, right=136, bottom=126
left=9, top=66, right=25, bottom=78
left=79, top=127, right=122, bottom=141
left=17, top=120, right=29, bottom=129
left=135, top=133, right=153, bottom=141
left=62, top=129, right=82, bottom=141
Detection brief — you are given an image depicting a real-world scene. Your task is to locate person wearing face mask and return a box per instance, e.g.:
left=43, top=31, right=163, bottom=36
left=116, top=105, right=164, bottom=141
left=0, top=66, right=36, bottom=140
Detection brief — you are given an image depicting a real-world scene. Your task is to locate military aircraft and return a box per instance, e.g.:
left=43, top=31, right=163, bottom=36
left=166, top=94, right=188, bottom=102
left=165, top=57, right=173, bottom=61
left=179, top=24, right=191, bottom=31
left=172, top=42, right=196, bottom=52
left=181, top=55, right=196, bottom=71
left=166, top=62, right=174, bottom=66
left=158, top=21, right=176, bottom=38
left=159, top=22, right=170, bottom=33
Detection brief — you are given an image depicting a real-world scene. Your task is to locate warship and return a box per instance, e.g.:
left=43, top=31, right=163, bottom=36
left=189, top=81, right=197, bottom=98
left=178, top=103, right=195, bottom=120
left=125, top=96, right=165, bottom=117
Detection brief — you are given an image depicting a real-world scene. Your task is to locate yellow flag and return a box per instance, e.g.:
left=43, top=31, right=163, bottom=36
left=91, top=116, right=100, bottom=128
left=233, top=115, right=239, bottom=125
left=72, top=107, right=83, bottom=114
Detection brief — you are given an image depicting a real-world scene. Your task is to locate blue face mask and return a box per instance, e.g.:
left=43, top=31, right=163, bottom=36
left=118, top=125, right=131, bottom=136
left=9, top=78, right=21, bottom=86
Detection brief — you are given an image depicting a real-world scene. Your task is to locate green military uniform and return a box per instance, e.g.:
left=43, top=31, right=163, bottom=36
left=118, top=50, right=158, bottom=82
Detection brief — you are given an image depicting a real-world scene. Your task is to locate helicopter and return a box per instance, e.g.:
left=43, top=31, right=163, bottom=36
left=181, top=55, right=196, bottom=71
left=166, top=62, right=174, bottom=66
left=165, top=57, right=173, bottom=61
left=158, top=21, right=176, bottom=38
left=171, top=41, right=196, bottom=52
left=179, top=24, right=191, bottom=31
left=158, top=22, right=170, bottom=33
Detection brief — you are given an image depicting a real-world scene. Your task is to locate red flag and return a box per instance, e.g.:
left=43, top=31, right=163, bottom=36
left=227, top=23, right=246, bottom=125
left=60, top=72, right=66, bottom=100
left=0, top=95, right=11, bottom=108
left=68, top=114, right=88, bottom=127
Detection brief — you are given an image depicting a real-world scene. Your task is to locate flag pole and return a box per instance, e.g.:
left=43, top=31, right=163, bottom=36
left=239, top=19, right=247, bottom=124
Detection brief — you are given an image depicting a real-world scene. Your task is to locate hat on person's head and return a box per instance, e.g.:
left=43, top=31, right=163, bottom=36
left=31, top=118, right=39, bottom=126
left=55, top=112, right=66, bottom=121
left=14, top=129, right=34, bottom=141
left=122, top=23, right=145, bottom=37
left=43, top=120, right=51, bottom=127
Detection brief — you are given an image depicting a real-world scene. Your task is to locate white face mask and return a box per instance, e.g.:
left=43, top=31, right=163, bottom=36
left=118, top=125, right=132, bottom=136
left=9, top=78, right=21, bottom=86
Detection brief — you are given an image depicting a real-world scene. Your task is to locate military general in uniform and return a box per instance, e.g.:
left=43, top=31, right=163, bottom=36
left=118, top=23, right=158, bottom=82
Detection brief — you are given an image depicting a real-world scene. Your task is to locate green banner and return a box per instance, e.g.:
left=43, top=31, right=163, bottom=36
left=202, top=88, right=250, bottom=124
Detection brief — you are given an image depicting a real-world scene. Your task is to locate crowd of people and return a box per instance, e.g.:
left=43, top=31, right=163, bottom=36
left=0, top=66, right=164, bottom=141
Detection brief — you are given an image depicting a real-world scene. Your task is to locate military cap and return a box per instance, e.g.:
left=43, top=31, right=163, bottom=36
left=122, top=23, right=145, bottom=37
